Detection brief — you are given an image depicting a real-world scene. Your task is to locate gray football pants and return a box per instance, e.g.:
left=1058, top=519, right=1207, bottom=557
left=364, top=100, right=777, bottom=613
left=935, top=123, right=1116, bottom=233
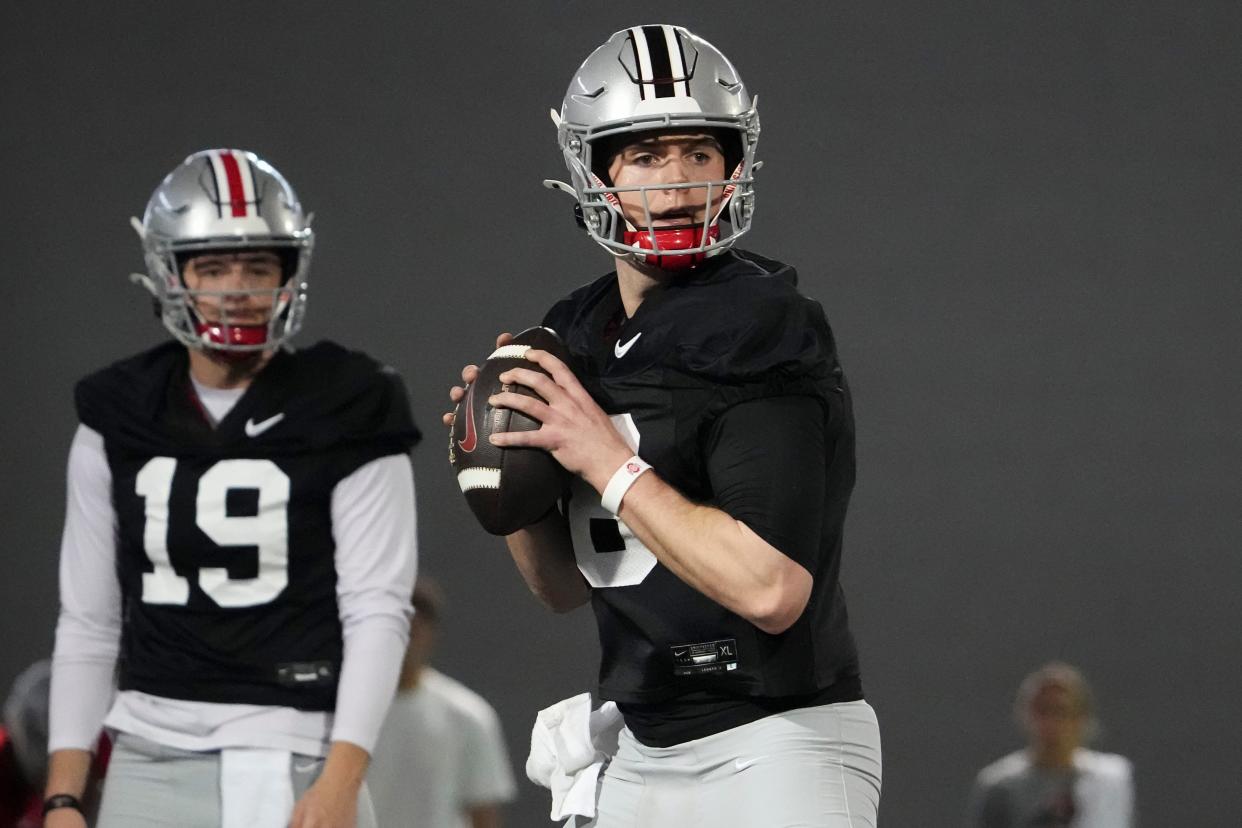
left=567, top=700, right=882, bottom=828
left=97, top=733, right=377, bottom=828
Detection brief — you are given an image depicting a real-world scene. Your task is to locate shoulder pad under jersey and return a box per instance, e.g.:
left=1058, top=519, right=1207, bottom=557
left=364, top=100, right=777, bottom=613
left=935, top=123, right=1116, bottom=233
left=661, top=250, right=840, bottom=383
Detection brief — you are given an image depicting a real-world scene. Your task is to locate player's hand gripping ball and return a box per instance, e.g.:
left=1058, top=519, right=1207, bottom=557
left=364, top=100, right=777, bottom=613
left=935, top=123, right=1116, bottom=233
left=449, top=326, right=573, bottom=535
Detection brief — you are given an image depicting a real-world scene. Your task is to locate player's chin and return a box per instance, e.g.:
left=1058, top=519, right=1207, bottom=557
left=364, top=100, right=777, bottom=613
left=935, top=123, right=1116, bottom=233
left=204, top=348, right=267, bottom=366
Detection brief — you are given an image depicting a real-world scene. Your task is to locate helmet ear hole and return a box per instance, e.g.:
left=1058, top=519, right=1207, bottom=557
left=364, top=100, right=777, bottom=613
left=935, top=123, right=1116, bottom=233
left=174, top=251, right=192, bottom=280
left=715, top=128, right=745, bottom=177
left=589, top=135, right=625, bottom=185
left=276, top=247, right=298, bottom=282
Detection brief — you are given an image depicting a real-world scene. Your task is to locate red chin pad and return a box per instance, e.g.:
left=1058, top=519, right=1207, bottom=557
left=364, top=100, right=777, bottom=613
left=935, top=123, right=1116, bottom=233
left=195, top=322, right=269, bottom=359
left=624, top=224, right=720, bottom=270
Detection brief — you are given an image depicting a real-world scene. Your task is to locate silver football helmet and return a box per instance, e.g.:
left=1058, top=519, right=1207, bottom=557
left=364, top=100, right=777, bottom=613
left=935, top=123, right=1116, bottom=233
left=131, top=149, right=314, bottom=352
left=546, top=25, right=760, bottom=268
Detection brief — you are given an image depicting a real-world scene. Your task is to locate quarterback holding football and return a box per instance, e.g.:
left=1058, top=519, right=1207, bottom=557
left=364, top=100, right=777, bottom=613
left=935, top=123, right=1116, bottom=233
left=446, top=25, right=882, bottom=827
left=44, top=150, right=419, bottom=828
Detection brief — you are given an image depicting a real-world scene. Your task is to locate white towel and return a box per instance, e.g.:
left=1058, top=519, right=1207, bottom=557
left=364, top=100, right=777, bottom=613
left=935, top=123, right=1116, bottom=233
left=220, top=747, right=295, bottom=828
left=526, top=693, right=624, bottom=821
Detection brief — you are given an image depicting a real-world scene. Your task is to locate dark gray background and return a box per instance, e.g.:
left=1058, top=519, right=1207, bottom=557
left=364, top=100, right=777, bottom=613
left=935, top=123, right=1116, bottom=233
left=3, top=2, right=1239, bottom=825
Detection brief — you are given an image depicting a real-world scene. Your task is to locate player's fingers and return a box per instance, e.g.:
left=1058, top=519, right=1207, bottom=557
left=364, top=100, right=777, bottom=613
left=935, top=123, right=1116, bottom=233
left=495, top=331, right=514, bottom=348
left=490, top=427, right=547, bottom=449
left=498, top=366, right=565, bottom=403
left=460, top=364, right=479, bottom=384
left=524, top=348, right=571, bottom=380
left=449, top=385, right=466, bottom=402
left=489, top=390, right=553, bottom=423
left=525, top=349, right=590, bottom=402
left=441, top=411, right=454, bottom=427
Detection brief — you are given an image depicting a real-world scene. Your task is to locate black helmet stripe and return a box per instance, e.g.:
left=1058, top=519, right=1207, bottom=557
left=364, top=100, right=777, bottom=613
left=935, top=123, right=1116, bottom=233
left=627, top=28, right=647, bottom=100
left=202, top=155, right=225, bottom=219
left=641, top=25, right=676, bottom=98
left=629, top=25, right=690, bottom=99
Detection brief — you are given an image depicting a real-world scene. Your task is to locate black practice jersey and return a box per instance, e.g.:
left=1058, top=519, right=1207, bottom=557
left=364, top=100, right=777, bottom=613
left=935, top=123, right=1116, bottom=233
left=542, top=249, right=861, bottom=719
left=74, top=341, right=420, bottom=711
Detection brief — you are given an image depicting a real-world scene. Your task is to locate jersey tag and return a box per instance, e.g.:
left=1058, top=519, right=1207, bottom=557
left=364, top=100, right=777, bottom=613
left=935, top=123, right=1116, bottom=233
left=671, top=639, right=738, bottom=676
left=276, top=661, right=336, bottom=687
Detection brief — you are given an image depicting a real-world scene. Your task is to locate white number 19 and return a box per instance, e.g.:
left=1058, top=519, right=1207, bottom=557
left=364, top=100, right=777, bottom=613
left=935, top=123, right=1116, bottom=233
left=134, top=457, right=290, bottom=608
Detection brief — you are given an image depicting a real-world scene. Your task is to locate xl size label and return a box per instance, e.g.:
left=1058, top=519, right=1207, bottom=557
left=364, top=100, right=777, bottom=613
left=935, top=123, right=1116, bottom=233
left=671, top=638, right=738, bottom=676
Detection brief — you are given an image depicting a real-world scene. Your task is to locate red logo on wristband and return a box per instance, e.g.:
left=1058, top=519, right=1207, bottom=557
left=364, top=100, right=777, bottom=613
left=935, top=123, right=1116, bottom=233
left=627, top=462, right=640, bottom=474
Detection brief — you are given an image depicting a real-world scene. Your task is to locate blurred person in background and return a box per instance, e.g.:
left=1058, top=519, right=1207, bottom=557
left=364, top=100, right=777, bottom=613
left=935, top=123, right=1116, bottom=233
left=968, top=662, right=1135, bottom=828
left=368, top=577, right=516, bottom=828
left=1, top=661, right=106, bottom=828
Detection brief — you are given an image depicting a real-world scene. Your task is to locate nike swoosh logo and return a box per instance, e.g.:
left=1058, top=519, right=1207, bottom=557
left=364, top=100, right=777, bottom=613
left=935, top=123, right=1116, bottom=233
left=244, top=412, right=285, bottom=437
left=457, top=384, right=478, bottom=453
left=673, top=648, right=688, bottom=657
left=734, top=756, right=765, bottom=771
left=614, top=332, right=642, bottom=358
left=293, top=758, right=323, bottom=774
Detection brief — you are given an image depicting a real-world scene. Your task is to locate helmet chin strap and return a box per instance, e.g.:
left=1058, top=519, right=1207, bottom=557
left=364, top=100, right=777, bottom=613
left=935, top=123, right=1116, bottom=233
left=190, top=294, right=284, bottom=360
left=623, top=224, right=720, bottom=270
left=193, top=321, right=270, bottom=361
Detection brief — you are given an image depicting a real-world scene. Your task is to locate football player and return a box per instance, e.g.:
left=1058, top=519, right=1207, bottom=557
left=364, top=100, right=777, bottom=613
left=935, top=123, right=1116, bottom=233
left=446, top=25, right=881, bottom=827
left=44, top=150, right=420, bottom=828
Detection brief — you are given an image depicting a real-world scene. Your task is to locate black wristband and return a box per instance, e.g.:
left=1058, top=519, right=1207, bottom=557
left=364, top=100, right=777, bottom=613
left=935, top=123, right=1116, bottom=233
left=42, top=793, right=83, bottom=816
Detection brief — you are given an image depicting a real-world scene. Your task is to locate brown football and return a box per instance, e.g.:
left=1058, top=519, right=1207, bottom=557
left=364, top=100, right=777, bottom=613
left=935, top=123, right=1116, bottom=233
left=449, top=326, right=573, bottom=535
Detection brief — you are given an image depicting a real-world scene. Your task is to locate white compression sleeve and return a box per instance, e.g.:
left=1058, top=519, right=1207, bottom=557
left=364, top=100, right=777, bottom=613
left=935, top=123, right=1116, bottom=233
left=328, top=453, right=418, bottom=753
left=48, top=425, right=121, bottom=752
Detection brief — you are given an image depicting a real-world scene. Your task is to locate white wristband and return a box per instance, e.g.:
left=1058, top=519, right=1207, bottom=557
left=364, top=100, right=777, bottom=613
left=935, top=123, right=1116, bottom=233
left=600, top=455, right=652, bottom=515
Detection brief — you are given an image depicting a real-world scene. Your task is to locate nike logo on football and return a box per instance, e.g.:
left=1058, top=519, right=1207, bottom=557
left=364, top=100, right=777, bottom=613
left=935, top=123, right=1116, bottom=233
left=244, top=413, right=285, bottom=437
left=458, top=384, right=478, bottom=453
left=614, top=332, right=642, bottom=358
